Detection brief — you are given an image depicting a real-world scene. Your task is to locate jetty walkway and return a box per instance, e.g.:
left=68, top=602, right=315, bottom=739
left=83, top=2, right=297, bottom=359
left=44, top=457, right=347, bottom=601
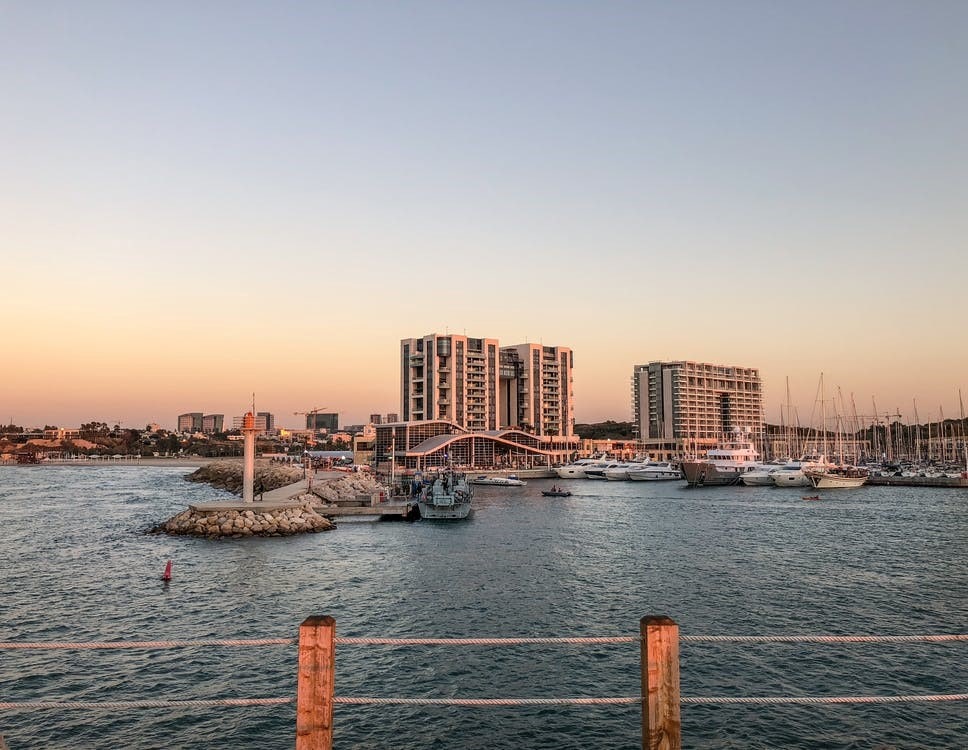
left=190, top=470, right=414, bottom=519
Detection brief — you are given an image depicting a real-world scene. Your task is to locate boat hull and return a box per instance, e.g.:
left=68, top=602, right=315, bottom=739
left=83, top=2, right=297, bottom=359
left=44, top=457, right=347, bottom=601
left=740, top=472, right=776, bottom=486
left=417, top=501, right=472, bottom=519
left=469, top=478, right=526, bottom=486
left=680, top=461, right=746, bottom=487
left=809, top=473, right=867, bottom=489
left=771, top=471, right=813, bottom=488
left=627, top=470, right=681, bottom=481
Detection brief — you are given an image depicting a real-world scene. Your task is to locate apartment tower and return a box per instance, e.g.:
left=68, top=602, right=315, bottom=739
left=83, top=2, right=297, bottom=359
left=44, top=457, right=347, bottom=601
left=401, top=334, right=500, bottom=431
left=632, top=360, right=764, bottom=455
left=499, top=344, right=574, bottom=437
left=401, top=334, right=574, bottom=437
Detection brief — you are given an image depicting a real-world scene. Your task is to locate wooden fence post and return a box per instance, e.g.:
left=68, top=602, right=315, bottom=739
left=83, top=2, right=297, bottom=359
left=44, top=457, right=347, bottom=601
left=641, top=615, right=681, bottom=750
left=296, top=616, right=335, bottom=750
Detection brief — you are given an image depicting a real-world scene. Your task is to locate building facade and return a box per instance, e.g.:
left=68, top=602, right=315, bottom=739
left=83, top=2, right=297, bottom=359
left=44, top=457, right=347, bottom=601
left=632, top=361, right=764, bottom=456
left=201, top=414, right=224, bottom=434
left=401, top=334, right=501, bottom=431
left=306, top=413, right=339, bottom=432
left=401, top=333, right=574, bottom=437
left=177, top=413, right=203, bottom=433
left=499, top=344, right=574, bottom=437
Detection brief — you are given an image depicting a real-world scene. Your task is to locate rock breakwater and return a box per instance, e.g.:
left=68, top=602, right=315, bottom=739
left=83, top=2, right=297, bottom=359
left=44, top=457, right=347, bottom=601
left=185, top=460, right=303, bottom=495
left=155, top=501, right=335, bottom=538
left=154, top=461, right=393, bottom=538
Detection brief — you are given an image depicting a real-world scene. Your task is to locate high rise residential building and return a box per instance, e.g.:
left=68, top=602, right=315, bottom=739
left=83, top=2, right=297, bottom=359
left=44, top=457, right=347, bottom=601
left=201, top=414, right=224, bottom=434
left=631, top=361, right=764, bottom=456
left=500, top=344, right=574, bottom=436
left=401, top=333, right=574, bottom=437
left=306, top=413, right=338, bottom=431
left=401, top=333, right=500, bottom=431
left=177, top=412, right=203, bottom=433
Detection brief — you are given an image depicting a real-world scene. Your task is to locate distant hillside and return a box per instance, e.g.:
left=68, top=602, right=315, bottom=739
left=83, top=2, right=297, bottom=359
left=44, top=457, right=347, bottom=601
left=574, top=421, right=635, bottom=440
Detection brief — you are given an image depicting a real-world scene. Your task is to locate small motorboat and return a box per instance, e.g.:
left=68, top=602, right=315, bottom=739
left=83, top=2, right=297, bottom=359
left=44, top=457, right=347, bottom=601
left=469, top=474, right=527, bottom=487
left=542, top=485, right=572, bottom=497
left=802, top=495, right=821, bottom=501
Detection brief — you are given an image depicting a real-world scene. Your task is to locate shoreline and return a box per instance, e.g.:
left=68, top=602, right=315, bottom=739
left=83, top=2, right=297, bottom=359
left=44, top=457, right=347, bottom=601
left=0, top=457, right=219, bottom=469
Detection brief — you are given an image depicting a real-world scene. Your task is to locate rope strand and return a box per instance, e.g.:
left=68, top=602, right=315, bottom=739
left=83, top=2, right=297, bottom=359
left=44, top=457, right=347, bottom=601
left=3, top=694, right=966, bottom=711
left=3, top=634, right=966, bottom=649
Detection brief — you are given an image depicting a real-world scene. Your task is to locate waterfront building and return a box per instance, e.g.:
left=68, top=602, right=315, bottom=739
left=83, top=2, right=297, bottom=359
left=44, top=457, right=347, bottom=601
left=177, top=412, right=203, bottom=433
left=401, top=333, right=501, bottom=430
left=499, top=344, right=574, bottom=437
left=369, top=413, right=383, bottom=425
left=374, top=420, right=580, bottom=472
left=201, top=414, right=224, bottom=434
left=631, top=361, right=764, bottom=458
left=401, top=333, right=574, bottom=437
left=43, top=428, right=81, bottom=441
left=386, top=413, right=399, bottom=423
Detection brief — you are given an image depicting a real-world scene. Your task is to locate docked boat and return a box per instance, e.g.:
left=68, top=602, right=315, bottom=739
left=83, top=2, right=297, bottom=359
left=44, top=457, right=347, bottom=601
left=770, top=454, right=830, bottom=488
left=807, top=466, right=868, bottom=489
left=417, top=472, right=473, bottom=520
left=741, top=459, right=814, bottom=487
left=541, top=484, right=573, bottom=497
left=468, top=474, right=527, bottom=487
left=603, top=463, right=638, bottom=481
left=554, top=458, right=601, bottom=479
left=627, top=461, right=682, bottom=481
left=583, top=461, right=620, bottom=480
left=680, top=431, right=761, bottom=487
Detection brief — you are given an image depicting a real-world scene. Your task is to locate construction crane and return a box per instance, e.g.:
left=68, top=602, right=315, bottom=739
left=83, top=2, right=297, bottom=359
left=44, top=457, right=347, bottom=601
left=293, top=407, right=327, bottom=448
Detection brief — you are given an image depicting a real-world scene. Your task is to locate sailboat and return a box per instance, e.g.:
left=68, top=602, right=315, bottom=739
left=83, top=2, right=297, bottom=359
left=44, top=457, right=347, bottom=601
left=806, top=374, right=868, bottom=489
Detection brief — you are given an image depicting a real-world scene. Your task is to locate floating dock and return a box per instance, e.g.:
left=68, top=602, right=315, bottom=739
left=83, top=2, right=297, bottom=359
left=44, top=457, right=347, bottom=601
left=867, top=475, right=968, bottom=488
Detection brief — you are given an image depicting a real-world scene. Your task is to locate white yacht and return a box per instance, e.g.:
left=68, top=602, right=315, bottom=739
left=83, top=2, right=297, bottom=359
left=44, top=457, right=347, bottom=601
left=468, top=474, right=527, bottom=487
left=604, top=462, right=638, bottom=481
left=627, top=461, right=682, bottom=481
left=680, top=430, right=761, bottom=487
left=554, top=458, right=602, bottom=479
left=583, top=461, right=618, bottom=480
left=770, top=455, right=829, bottom=488
left=741, top=460, right=801, bottom=486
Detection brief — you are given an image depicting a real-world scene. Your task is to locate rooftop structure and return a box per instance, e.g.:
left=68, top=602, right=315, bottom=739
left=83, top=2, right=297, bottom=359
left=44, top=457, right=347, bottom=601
left=374, top=420, right=580, bottom=472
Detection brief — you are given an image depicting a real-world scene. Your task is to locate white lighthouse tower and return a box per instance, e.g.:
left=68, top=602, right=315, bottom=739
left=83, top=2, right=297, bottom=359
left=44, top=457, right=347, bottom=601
left=241, top=411, right=259, bottom=503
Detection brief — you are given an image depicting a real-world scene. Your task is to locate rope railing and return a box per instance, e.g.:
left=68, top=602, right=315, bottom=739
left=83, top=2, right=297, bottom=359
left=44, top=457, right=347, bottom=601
left=4, top=633, right=967, bottom=649
left=4, top=693, right=968, bottom=711
left=2, top=616, right=966, bottom=750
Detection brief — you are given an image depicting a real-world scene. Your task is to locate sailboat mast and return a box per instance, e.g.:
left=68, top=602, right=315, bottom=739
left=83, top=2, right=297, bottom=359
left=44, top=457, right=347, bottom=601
left=960, top=390, right=967, bottom=473
left=820, top=373, right=828, bottom=460
left=913, top=399, right=921, bottom=463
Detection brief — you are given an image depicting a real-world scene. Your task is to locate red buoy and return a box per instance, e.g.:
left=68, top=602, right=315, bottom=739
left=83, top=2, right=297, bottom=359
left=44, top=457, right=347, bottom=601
left=162, top=560, right=172, bottom=581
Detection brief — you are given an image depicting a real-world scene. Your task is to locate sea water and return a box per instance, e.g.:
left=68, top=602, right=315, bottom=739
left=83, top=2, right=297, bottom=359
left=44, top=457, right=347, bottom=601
left=0, top=466, right=966, bottom=749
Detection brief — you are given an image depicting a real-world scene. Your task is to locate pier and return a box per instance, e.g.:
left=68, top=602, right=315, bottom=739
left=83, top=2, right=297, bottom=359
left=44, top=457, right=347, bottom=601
left=190, top=475, right=416, bottom=519
left=867, top=474, right=968, bottom=488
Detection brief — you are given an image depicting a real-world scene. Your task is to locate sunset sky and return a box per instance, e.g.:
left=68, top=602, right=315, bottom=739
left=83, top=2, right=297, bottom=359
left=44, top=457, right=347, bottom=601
left=4, top=2, right=966, bottom=430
